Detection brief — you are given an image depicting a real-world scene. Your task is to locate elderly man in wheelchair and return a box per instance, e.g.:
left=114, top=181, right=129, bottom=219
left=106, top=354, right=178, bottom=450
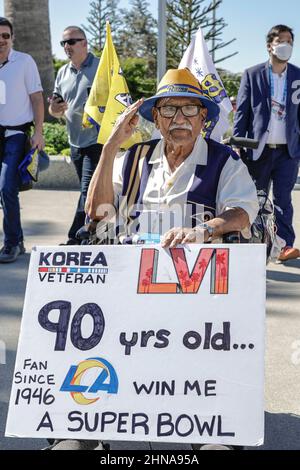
left=45, top=70, right=260, bottom=452
left=85, top=68, right=259, bottom=254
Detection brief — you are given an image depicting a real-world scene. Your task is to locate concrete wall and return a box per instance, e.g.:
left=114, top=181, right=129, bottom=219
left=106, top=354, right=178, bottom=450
left=35, top=156, right=79, bottom=191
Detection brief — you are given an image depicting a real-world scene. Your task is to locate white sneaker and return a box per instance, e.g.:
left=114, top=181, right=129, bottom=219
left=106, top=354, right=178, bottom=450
left=192, top=443, right=235, bottom=450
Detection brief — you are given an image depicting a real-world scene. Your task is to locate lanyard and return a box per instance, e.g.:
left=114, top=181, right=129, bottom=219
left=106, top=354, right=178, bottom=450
left=269, top=65, right=287, bottom=105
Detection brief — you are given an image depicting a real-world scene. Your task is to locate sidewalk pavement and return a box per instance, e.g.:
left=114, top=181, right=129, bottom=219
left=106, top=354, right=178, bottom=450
left=0, top=188, right=300, bottom=450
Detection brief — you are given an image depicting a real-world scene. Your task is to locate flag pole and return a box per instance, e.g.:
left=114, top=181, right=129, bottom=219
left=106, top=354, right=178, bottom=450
left=157, top=0, right=167, bottom=84
left=212, top=0, right=216, bottom=63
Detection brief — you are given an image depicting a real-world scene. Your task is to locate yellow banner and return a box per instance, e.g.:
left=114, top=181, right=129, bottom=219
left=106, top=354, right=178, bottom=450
left=83, top=22, right=142, bottom=149
left=27, top=149, right=39, bottom=182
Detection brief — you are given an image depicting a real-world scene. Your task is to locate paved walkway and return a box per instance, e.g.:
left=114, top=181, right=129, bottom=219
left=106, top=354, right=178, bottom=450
left=0, top=188, right=300, bottom=450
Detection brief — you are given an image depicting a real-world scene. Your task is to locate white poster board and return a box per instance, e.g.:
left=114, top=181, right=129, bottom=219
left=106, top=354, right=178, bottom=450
left=6, top=245, right=266, bottom=446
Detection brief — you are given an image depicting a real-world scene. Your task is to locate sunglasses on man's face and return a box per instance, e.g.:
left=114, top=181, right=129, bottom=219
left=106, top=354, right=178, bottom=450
left=0, top=33, right=11, bottom=40
left=60, top=38, right=85, bottom=47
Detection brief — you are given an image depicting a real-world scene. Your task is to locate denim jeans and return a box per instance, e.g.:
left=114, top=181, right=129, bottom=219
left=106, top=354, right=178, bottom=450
left=0, top=133, right=27, bottom=247
left=68, top=143, right=102, bottom=240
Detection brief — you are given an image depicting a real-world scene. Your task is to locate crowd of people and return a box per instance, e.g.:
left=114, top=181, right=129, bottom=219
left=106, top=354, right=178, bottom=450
left=0, top=18, right=299, bottom=264
left=0, top=16, right=300, bottom=450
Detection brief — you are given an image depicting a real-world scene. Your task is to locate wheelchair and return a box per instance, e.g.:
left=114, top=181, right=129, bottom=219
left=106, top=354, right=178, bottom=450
left=77, top=137, right=278, bottom=263
left=46, top=138, right=276, bottom=452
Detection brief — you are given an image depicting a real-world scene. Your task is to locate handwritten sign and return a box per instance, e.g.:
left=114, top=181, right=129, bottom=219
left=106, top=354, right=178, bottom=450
left=6, top=245, right=266, bottom=446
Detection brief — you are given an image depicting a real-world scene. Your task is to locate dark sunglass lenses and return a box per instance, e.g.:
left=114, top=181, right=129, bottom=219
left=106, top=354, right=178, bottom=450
left=60, top=40, right=75, bottom=47
left=0, top=33, right=11, bottom=39
left=60, top=38, right=83, bottom=47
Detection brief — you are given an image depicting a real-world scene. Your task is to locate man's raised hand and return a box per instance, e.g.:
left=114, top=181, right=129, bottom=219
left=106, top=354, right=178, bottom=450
left=107, top=98, right=144, bottom=148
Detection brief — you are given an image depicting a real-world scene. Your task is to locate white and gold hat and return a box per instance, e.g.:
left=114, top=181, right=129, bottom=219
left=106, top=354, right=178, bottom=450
left=139, top=68, right=220, bottom=122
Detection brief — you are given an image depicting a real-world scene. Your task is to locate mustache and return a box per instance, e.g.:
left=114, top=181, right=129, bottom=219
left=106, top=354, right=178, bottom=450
left=169, top=123, right=193, bottom=131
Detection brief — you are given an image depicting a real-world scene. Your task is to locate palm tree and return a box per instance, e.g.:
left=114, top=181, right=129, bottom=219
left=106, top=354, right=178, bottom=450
left=4, top=0, right=55, bottom=120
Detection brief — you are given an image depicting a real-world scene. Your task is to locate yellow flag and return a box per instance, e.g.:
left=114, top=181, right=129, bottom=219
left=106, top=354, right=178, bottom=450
left=83, top=22, right=142, bottom=149
left=27, top=149, right=39, bottom=182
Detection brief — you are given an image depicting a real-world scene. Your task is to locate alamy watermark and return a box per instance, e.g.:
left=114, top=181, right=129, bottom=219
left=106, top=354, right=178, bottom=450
left=91, top=200, right=214, bottom=243
left=0, top=340, right=6, bottom=365
left=291, top=340, right=300, bottom=366
left=292, top=80, right=300, bottom=105
left=0, top=80, right=6, bottom=105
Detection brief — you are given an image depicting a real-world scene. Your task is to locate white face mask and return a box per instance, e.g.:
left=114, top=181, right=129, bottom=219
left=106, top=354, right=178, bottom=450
left=272, top=42, right=293, bottom=61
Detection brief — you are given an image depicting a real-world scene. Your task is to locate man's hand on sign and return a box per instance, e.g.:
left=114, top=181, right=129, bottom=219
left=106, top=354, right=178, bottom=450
left=107, top=99, right=144, bottom=149
left=161, top=226, right=209, bottom=248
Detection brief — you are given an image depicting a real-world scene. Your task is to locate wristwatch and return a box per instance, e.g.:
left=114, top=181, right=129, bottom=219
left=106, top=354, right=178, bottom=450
left=196, top=223, right=214, bottom=242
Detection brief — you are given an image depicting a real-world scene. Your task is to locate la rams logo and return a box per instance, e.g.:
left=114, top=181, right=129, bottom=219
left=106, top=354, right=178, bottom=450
left=202, top=115, right=220, bottom=139
left=199, top=74, right=227, bottom=138
left=115, top=93, right=132, bottom=107
left=60, top=357, right=119, bottom=405
left=201, top=73, right=227, bottom=104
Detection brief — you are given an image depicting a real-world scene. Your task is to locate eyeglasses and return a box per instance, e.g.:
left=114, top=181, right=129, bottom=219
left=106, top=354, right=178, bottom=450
left=156, top=105, right=204, bottom=118
left=0, top=33, right=11, bottom=40
left=60, top=38, right=85, bottom=47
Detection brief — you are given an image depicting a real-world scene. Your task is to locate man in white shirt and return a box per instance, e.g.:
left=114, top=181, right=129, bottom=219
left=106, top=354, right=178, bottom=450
left=234, top=24, right=300, bottom=262
left=0, top=17, right=44, bottom=264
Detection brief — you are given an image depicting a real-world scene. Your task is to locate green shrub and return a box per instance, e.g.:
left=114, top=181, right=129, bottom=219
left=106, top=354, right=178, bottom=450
left=61, top=148, right=71, bottom=157
left=121, top=58, right=156, bottom=102
left=43, top=123, right=69, bottom=154
left=53, top=55, right=68, bottom=78
left=44, top=145, right=56, bottom=155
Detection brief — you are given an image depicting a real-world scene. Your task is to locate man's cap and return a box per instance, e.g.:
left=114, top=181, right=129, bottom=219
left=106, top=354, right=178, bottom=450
left=139, top=68, right=220, bottom=122
left=38, top=150, right=50, bottom=172
left=18, top=149, right=50, bottom=184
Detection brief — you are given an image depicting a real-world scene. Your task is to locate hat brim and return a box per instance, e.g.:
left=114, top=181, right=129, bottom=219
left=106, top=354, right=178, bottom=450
left=139, top=92, right=220, bottom=122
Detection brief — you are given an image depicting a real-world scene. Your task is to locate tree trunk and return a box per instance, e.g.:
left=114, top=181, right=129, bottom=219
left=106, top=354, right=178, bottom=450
left=4, top=0, right=55, bottom=121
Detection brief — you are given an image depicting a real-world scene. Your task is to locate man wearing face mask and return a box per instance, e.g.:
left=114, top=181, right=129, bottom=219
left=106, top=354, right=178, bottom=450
left=234, top=25, right=300, bottom=262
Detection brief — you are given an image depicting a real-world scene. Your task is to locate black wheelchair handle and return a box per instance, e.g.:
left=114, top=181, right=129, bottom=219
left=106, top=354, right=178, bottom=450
left=223, top=136, right=259, bottom=150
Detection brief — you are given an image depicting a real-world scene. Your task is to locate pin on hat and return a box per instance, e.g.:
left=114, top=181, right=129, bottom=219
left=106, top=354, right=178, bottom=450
left=139, top=68, right=220, bottom=122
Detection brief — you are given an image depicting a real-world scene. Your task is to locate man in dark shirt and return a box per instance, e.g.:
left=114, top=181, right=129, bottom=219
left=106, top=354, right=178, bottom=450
left=49, top=26, right=102, bottom=245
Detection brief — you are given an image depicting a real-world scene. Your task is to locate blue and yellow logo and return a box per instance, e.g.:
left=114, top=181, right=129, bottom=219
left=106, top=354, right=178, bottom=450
left=60, top=357, right=119, bottom=405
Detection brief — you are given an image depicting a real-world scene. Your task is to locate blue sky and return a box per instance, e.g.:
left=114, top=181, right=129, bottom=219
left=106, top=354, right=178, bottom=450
left=0, top=0, right=299, bottom=73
